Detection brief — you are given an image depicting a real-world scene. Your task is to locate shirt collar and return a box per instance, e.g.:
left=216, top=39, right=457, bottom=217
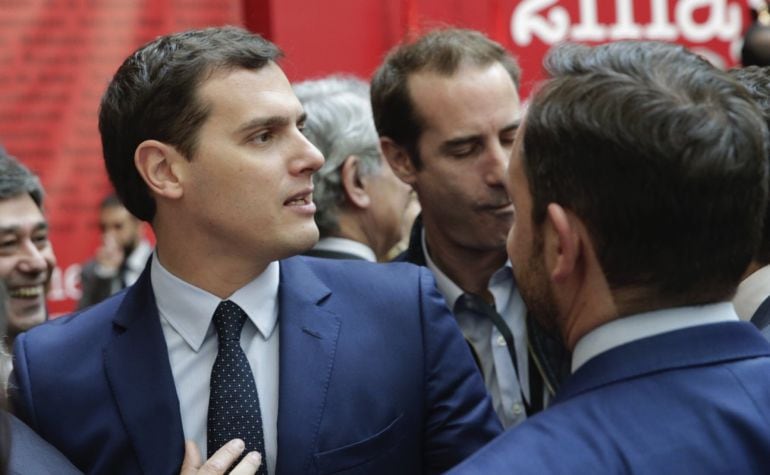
left=125, top=240, right=153, bottom=271
left=571, top=302, right=739, bottom=373
left=151, top=251, right=280, bottom=351
left=734, top=264, right=770, bottom=321
left=421, top=228, right=512, bottom=308
left=313, top=237, right=376, bottom=262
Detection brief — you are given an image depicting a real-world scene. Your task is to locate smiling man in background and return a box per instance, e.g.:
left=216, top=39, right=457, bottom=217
left=0, top=147, right=56, bottom=353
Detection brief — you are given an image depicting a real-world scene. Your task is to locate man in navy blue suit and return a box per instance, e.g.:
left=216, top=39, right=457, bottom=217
left=449, top=41, right=770, bottom=474
left=731, top=65, right=770, bottom=341
left=9, top=27, right=500, bottom=475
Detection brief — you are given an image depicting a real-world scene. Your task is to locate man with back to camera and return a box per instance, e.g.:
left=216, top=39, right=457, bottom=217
left=9, top=26, right=501, bottom=475
left=730, top=65, right=770, bottom=340
left=371, top=27, right=568, bottom=428
left=78, top=193, right=152, bottom=309
left=448, top=41, right=770, bottom=474
left=293, top=76, right=412, bottom=262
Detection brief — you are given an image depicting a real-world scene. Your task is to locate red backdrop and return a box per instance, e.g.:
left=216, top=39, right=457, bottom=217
left=0, top=0, right=753, bottom=314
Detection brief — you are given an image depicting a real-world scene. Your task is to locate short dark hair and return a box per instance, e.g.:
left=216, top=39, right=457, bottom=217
left=0, top=146, right=44, bottom=208
left=730, top=65, right=770, bottom=265
left=99, top=26, right=282, bottom=222
left=371, top=28, right=520, bottom=169
left=523, top=41, right=768, bottom=304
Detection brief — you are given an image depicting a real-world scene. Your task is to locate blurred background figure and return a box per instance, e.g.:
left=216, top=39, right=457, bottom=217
left=742, top=1, right=770, bottom=66
left=77, top=194, right=151, bottom=309
left=294, top=75, right=413, bottom=262
left=0, top=148, right=56, bottom=353
left=730, top=65, right=770, bottom=340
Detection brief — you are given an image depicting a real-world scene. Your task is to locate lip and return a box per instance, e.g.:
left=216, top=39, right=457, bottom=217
left=7, top=284, right=46, bottom=300
left=284, top=188, right=316, bottom=215
left=478, top=202, right=514, bottom=213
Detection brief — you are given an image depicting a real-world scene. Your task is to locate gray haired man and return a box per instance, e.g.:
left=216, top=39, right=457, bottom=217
left=294, top=76, right=412, bottom=261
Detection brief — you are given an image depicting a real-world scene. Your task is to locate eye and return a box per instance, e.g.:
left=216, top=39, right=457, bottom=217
left=0, top=237, right=18, bottom=253
left=449, top=144, right=479, bottom=158
left=32, top=233, right=49, bottom=248
left=251, top=130, right=274, bottom=144
left=500, top=135, right=515, bottom=147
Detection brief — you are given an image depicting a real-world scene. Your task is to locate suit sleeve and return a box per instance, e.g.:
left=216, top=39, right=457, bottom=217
left=8, top=332, right=38, bottom=430
left=418, top=267, right=503, bottom=473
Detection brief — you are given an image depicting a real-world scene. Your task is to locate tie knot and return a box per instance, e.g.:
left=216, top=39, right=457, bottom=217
left=456, top=293, right=495, bottom=315
left=213, top=300, right=247, bottom=342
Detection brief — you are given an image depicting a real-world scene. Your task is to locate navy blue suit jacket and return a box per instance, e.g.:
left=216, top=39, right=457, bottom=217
left=11, top=256, right=501, bottom=474
left=5, top=412, right=81, bottom=475
left=448, top=321, right=770, bottom=474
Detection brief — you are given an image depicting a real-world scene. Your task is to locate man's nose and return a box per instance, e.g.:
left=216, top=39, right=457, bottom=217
left=17, top=241, right=48, bottom=274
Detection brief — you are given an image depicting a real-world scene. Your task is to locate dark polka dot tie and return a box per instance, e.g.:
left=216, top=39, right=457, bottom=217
left=207, top=300, right=268, bottom=474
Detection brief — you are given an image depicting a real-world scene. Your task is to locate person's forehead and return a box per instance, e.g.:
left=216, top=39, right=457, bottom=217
left=407, top=63, right=520, bottom=131
left=196, top=63, right=298, bottom=111
left=0, top=194, right=46, bottom=229
left=100, top=205, right=132, bottom=220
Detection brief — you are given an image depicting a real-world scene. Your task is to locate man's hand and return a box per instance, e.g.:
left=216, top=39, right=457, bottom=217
left=180, top=439, right=262, bottom=475
left=94, top=234, right=124, bottom=274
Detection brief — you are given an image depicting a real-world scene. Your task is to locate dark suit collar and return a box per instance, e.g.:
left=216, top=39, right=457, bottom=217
left=275, top=256, right=340, bottom=473
left=555, top=321, right=770, bottom=404
left=751, top=295, right=770, bottom=331
left=104, top=257, right=185, bottom=474
left=394, top=213, right=426, bottom=265
left=303, top=248, right=367, bottom=261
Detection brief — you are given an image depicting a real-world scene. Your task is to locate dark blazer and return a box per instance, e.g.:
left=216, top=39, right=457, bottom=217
left=11, top=256, right=501, bottom=475
left=5, top=412, right=81, bottom=475
left=751, top=294, right=770, bottom=340
left=447, top=321, right=770, bottom=474
left=302, top=248, right=367, bottom=260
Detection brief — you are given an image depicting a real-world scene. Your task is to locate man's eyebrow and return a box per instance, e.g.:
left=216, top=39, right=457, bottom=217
left=440, top=120, right=522, bottom=152
left=235, top=112, right=307, bottom=135
left=440, top=135, right=481, bottom=153
left=0, top=222, right=48, bottom=234
left=501, top=120, right=521, bottom=134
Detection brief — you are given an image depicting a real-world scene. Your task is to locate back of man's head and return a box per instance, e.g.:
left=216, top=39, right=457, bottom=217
left=99, top=26, right=282, bottom=223
left=294, top=76, right=381, bottom=237
left=370, top=28, right=520, bottom=168
left=729, top=65, right=770, bottom=266
left=524, top=41, right=768, bottom=305
left=0, top=147, right=44, bottom=208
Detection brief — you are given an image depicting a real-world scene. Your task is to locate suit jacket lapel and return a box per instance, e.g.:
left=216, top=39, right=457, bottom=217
left=103, top=260, right=185, bottom=474
left=555, top=321, right=770, bottom=404
left=275, top=257, right=340, bottom=474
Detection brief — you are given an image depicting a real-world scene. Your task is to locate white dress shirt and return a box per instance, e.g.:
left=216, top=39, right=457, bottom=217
left=422, top=231, right=530, bottom=428
left=572, top=302, right=739, bottom=373
left=733, top=264, right=770, bottom=321
left=151, top=254, right=279, bottom=474
left=312, top=237, right=377, bottom=262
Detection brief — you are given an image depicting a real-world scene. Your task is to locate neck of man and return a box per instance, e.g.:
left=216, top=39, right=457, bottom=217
left=153, top=215, right=269, bottom=299
left=423, top=224, right=507, bottom=298
left=335, top=213, right=379, bottom=259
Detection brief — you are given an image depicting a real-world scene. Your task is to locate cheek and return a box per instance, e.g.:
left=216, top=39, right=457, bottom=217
left=43, top=248, right=57, bottom=270
left=0, top=257, right=17, bottom=278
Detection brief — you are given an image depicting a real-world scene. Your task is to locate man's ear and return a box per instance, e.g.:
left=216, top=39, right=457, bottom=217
left=545, top=203, right=580, bottom=282
left=379, top=137, right=417, bottom=186
left=134, top=140, right=184, bottom=200
left=340, top=155, right=370, bottom=209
